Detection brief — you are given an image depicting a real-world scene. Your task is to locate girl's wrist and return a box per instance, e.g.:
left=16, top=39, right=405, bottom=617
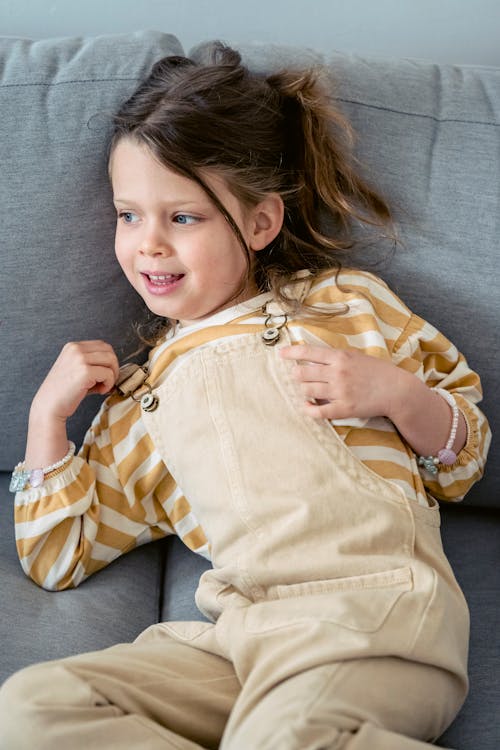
left=384, top=369, right=466, bottom=458
left=25, top=409, right=71, bottom=471
left=384, top=367, right=423, bottom=425
left=29, top=395, right=68, bottom=425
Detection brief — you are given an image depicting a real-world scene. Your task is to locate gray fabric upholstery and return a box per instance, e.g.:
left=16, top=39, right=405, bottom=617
left=0, top=31, right=183, bottom=470
left=438, top=504, right=500, bottom=748
left=0, top=471, right=167, bottom=681
left=1, top=31, right=499, bottom=749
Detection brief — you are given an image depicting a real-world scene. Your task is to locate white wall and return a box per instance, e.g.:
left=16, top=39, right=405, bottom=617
left=1, top=0, right=500, bottom=66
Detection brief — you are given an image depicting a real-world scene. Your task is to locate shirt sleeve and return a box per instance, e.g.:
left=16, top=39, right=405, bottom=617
left=392, top=312, right=491, bottom=502
left=13, top=394, right=177, bottom=590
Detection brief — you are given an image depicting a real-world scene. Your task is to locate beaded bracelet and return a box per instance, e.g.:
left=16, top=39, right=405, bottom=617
left=9, top=442, right=76, bottom=493
left=418, top=389, right=459, bottom=475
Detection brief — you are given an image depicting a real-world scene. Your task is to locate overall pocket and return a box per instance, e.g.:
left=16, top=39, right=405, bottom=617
left=246, top=566, right=414, bottom=634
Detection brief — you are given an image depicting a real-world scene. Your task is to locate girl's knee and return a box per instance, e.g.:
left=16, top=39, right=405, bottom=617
left=0, top=664, right=48, bottom=748
left=0, top=661, right=82, bottom=750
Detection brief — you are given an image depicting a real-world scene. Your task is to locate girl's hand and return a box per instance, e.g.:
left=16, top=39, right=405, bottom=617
left=280, top=344, right=409, bottom=421
left=30, top=340, right=120, bottom=422
left=280, top=343, right=467, bottom=458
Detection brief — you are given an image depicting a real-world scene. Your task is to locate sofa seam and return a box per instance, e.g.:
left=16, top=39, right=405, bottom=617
left=155, top=539, right=168, bottom=624
left=334, top=96, right=500, bottom=127
left=0, top=76, right=145, bottom=89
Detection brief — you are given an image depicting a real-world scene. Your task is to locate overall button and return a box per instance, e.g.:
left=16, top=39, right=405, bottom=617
left=261, top=327, right=281, bottom=345
left=141, top=392, right=159, bottom=412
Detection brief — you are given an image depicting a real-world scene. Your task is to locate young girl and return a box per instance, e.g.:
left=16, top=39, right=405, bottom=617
left=0, top=43, right=490, bottom=749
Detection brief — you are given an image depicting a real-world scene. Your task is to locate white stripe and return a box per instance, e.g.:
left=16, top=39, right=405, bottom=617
left=70, top=560, right=87, bottom=588
left=428, top=460, right=481, bottom=487
left=88, top=459, right=123, bottom=493
left=113, top=415, right=148, bottom=466
left=348, top=445, right=412, bottom=467
left=233, top=300, right=401, bottom=344
left=16, top=496, right=92, bottom=539
left=99, top=505, right=149, bottom=538
left=163, top=484, right=186, bottom=515
left=83, top=513, right=98, bottom=545
left=329, top=416, right=395, bottom=432
left=106, top=396, right=139, bottom=429
left=122, top=452, right=163, bottom=499
left=287, top=326, right=387, bottom=353
left=343, top=330, right=389, bottom=350
left=333, top=272, right=410, bottom=316
left=193, top=542, right=211, bottom=561
left=90, top=540, right=132, bottom=563
left=173, top=511, right=203, bottom=540
left=152, top=520, right=176, bottom=536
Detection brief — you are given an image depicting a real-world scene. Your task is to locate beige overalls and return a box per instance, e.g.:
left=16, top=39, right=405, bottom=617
left=0, top=308, right=470, bottom=750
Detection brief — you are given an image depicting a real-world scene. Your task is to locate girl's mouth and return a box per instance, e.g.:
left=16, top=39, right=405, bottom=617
left=141, top=272, right=185, bottom=295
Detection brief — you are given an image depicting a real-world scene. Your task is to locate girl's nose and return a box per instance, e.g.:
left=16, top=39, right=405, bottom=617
left=139, top=231, right=173, bottom=257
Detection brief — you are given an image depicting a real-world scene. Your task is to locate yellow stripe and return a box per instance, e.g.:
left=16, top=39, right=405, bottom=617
left=95, top=522, right=137, bottom=550
left=169, top=495, right=193, bottom=525
left=134, top=463, right=170, bottom=514
left=182, top=525, right=208, bottom=551
left=109, top=401, right=142, bottom=446
left=307, top=274, right=411, bottom=331
left=28, top=517, right=79, bottom=587
left=362, top=459, right=416, bottom=487
left=343, top=426, right=407, bottom=451
left=154, top=473, right=180, bottom=505
left=117, top=433, right=156, bottom=487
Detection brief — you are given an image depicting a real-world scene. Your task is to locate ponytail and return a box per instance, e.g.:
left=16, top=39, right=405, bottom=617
left=261, top=69, right=391, bottom=279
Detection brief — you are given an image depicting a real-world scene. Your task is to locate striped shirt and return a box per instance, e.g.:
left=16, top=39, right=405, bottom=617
left=14, top=270, right=490, bottom=590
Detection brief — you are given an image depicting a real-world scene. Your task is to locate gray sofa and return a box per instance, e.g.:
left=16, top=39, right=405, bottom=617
left=1, top=30, right=498, bottom=749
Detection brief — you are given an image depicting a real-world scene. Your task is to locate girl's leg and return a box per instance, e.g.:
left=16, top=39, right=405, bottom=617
left=0, top=623, right=240, bottom=750
left=221, top=656, right=463, bottom=750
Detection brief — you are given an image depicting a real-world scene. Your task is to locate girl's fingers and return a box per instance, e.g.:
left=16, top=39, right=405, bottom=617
left=301, top=382, right=333, bottom=401
left=87, top=366, right=120, bottom=393
left=280, top=345, right=334, bottom=365
left=81, top=353, right=120, bottom=382
left=293, top=363, right=330, bottom=383
left=61, top=342, right=120, bottom=382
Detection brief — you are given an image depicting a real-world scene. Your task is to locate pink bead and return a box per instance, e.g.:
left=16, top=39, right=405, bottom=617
left=29, top=469, right=44, bottom=488
left=437, top=448, right=457, bottom=466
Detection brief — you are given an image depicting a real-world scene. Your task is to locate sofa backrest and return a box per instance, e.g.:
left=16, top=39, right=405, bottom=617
left=1, top=33, right=497, bottom=507
left=0, top=31, right=182, bottom=470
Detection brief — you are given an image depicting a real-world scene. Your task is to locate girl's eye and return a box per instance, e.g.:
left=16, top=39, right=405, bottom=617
left=174, top=214, right=198, bottom=225
left=119, top=211, right=139, bottom=224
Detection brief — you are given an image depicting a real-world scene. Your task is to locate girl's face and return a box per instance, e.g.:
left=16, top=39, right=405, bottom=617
left=111, top=139, right=268, bottom=326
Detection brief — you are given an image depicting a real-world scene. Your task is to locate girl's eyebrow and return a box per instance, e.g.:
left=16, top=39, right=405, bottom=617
left=113, top=195, right=201, bottom=205
left=112, top=197, right=203, bottom=206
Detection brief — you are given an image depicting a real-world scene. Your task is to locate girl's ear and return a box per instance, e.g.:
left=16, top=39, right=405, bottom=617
left=248, top=194, right=284, bottom=252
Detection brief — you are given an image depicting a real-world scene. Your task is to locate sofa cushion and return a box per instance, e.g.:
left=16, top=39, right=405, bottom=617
left=208, top=43, right=499, bottom=508
left=0, top=31, right=183, bottom=470
left=438, top=503, right=500, bottom=749
left=0, top=471, right=168, bottom=684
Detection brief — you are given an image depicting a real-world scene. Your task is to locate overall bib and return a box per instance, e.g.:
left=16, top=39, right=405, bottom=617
left=140, top=321, right=469, bottom=748
left=0, top=315, right=470, bottom=750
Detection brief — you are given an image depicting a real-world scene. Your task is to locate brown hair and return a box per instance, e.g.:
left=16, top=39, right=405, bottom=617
left=110, top=42, right=392, bottom=342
